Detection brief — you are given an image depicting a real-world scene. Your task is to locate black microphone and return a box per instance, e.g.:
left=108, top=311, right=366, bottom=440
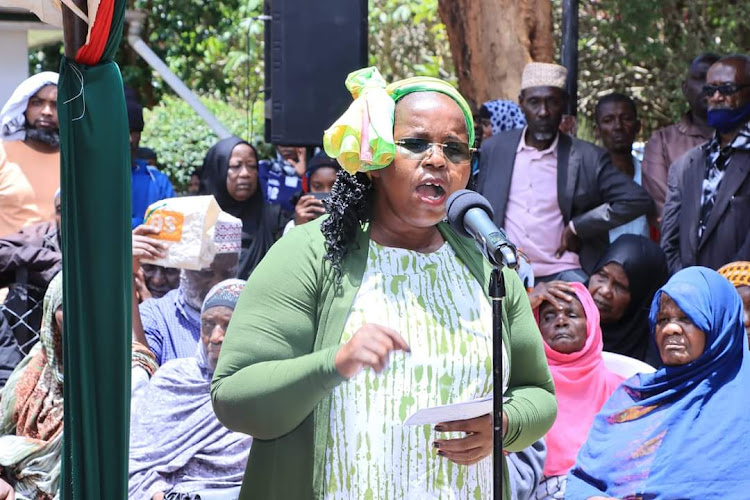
left=446, top=189, right=518, bottom=268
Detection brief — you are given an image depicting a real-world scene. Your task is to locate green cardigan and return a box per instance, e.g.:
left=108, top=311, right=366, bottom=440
left=211, top=218, right=557, bottom=500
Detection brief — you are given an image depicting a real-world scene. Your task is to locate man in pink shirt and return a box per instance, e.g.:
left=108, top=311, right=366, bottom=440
left=476, top=62, right=653, bottom=283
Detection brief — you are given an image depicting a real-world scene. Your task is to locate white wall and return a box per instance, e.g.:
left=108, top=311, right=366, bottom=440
left=0, top=27, right=28, bottom=109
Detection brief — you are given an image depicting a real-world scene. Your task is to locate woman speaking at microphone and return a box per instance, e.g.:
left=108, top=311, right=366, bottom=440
left=211, top=67, right=557, bottom=500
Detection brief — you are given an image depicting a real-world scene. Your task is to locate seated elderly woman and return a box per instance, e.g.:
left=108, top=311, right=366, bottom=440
left=718, top=261, right=750, bottom=344
left=566, top=266, right=750, bottom=499
left=129, top=279, right=252, bottom=500
left=0, top=273, right=62, bottom=500
left=530, top=235, right=667, bottom=364
left=533, top=283, right=623, bottom=500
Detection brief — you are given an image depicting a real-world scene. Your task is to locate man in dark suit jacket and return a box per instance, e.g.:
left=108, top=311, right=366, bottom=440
left=662, top=55, right=750, bottom=274
left=476, top=62, right=654, bottom=282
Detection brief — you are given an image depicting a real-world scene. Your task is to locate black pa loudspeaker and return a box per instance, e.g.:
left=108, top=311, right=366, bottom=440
left=264, top=0, right=368, bottom=146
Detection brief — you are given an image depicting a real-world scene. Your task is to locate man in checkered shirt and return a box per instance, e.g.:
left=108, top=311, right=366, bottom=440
left=662, top=54, right=750, bottom=274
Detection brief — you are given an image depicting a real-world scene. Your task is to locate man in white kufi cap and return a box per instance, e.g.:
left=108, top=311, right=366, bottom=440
left=475, top=61, right=654, bottom=285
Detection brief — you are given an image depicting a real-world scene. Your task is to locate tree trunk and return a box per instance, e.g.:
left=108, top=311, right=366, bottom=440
left=438, top=0, right=554, bottom=107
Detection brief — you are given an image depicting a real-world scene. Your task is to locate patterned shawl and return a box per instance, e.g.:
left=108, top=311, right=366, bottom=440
left=0, top=273, right=63, bottom=500
left=129, top=279, right=251, bottom=499
left=566, top=267, right=750, bottom=498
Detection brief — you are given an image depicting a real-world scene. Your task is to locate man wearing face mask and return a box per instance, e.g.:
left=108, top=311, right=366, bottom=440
left=132, top=212, right=242, bottom=365
left=643, top=53, right=720, bottom=220
left=662, top=54, right=750, bottom=274
left=0, top=72, right=60, bottom=237
left=476, top=62, right=653, bottom=283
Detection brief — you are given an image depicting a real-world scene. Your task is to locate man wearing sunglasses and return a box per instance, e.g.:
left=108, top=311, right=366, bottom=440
left=476, top=62, right=653, bottom=284
left=643, top=53, right=721, bottom=221
left=662, top=54, right=750, bottom=274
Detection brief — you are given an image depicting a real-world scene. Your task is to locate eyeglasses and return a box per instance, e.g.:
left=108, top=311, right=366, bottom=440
left=395, top=138, right=476, bottom=164
left=701, top=83, right=750, bottom=97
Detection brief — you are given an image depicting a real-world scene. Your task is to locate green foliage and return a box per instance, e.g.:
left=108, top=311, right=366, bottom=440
left=369, top=0, right=455, bottom=83
left=118, top=0, right=265, bottom=108
left=140, top=95, right=268, bottom=192
left=121, top=0, right=453, bottom=106
left=571, top=0, right=749, bottom=138
left=26, top=0, right=748, bottom=149
left=28, top=43, right=64, bottom=74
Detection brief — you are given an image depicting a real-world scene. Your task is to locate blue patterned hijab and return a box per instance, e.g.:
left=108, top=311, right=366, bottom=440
left=566, top=266, right=750, bottom=498
left=480, top=99, right=526, bottom=135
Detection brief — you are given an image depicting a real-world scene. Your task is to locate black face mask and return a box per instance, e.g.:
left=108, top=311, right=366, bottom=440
left=25, top=127, right=60, bottom=148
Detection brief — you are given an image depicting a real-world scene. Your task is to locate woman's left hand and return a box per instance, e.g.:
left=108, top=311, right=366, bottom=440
left=433, top=412, right=506, bottom=466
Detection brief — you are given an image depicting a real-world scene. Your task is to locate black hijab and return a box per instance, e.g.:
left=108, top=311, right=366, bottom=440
left=593, top=234, right=668, bottom=363
left=199, top=136, right=283, bottom=279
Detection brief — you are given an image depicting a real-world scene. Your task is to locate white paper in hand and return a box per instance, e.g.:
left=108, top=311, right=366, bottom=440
left=404, top=395, right=508, bottom=426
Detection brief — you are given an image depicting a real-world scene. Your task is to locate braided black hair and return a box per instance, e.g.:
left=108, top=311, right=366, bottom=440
left=321, top=170, right=374, bottom=278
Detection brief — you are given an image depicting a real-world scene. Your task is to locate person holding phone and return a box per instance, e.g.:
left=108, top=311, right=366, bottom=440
left=283, top=152, right=342, bottom=234
left=258, top=144, right=307, bottom=214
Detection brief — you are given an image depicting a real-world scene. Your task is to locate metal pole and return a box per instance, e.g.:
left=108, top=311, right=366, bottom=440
left=561, top=0, right=579, bottom=116
left=125, top=11, right=232, bottom=139
left=490, top=268, right=506, bottom=500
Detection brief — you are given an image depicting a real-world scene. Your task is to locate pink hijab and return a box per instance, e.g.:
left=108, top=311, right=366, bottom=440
left=535, top=282, right=624, bottom=477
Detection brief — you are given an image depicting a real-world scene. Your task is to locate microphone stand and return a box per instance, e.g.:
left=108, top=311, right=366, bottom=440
left=489, top=266, right=505, bottom=500
left=473, top=231, right=515, bottom=500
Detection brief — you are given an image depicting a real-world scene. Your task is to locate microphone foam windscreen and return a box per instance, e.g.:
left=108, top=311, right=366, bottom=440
left=446, top=189, right=495, bottom=238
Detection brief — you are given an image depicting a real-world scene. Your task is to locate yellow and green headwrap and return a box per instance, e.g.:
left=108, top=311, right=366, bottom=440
left=323, top=66, right=475, bottom=175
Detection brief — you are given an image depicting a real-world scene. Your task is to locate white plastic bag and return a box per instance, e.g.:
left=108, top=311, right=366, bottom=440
left=141, top=195, right=221, bottom=271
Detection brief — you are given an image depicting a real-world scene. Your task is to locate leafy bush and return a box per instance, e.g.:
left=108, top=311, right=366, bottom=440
left=571, top=0, right=749, bottom=138
left=141, top=95, right=268, bottom=192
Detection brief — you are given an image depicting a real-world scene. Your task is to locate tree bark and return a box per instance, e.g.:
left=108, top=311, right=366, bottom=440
left=438, top=0, right=555, bottom=107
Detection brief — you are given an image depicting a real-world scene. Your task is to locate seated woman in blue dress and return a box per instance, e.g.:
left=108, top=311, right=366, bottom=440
left=566, top=266, right=750, bottom=499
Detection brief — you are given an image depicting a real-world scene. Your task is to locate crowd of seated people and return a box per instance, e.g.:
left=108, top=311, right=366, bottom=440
left=567, top=267, right=750, bottom=498
left=0, top=49, right=748, bottom=500
left=129, top=279, right=252, bottom=500
left=530, top=234, right=668, bottom=364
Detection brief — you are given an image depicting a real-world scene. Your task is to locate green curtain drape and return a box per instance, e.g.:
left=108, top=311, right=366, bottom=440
left=59, top=1, right=131, bottom=498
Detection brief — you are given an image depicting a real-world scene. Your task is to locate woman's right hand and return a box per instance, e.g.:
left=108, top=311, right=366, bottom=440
left=334, top=323, right=410, bottom=378
left=0, top=479, right=14, bottom=500
left=132, top=224, right=168, bottom=270
left=528, top=280, right=576, bottom=310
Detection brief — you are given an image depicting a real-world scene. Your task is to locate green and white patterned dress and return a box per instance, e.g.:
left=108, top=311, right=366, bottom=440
left=323, top=241, right=509, bottom=499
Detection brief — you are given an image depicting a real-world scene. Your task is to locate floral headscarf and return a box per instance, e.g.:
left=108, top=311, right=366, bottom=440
left=323, top=67, right=474, bottom=175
